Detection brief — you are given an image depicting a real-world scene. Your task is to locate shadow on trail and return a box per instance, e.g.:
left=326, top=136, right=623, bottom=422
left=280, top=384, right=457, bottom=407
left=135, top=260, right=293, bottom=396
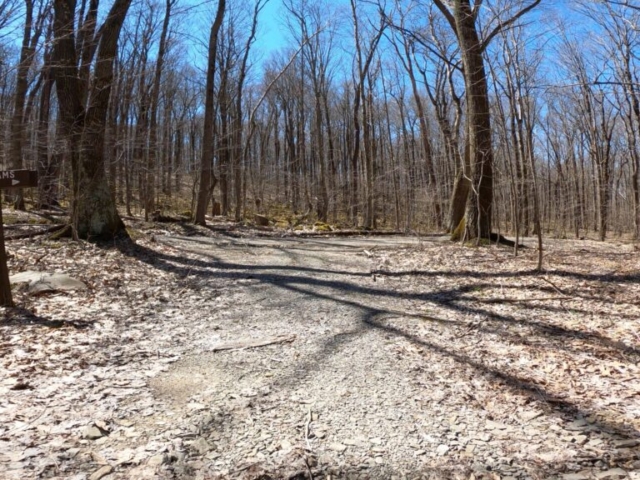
left=1, top=307, right=94, bottom=330
left=116, top=238, right=640, bottom=362
left=112, top=237, right=640, bottom=475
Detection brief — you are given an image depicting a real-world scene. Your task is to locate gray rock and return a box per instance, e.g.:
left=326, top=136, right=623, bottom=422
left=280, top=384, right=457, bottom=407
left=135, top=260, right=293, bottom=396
left=10, top=271, right=87, bottom=294
left=614, top=439, right=640, bottom=448
left=82, top=425, right=105, bottom=440
left=596, top=469, right=628, bottom=479
left=436, top=444, right=450, bottom=455
left=191, top=438, right=211, bottom=455
left=566, top=419, right=589, bottom=431
left=147, top=454, right=167, bottom=467
left=563, top=472, right=592, bottom=480
left=329, top=443, right=347, bottom=453
left=89, top=465, right=113, bottom=480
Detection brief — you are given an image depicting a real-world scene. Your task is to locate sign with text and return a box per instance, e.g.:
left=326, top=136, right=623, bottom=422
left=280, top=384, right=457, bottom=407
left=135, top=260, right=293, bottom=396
left=0, top=170, right=38, bottom=189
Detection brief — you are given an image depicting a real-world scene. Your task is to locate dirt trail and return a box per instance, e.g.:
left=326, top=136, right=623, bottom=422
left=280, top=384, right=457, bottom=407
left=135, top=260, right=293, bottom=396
left=151, top=235, right=441, bottom=477
left=147, top=234, right=640, bottom=480
left=2, top=233, right=639, bottom=480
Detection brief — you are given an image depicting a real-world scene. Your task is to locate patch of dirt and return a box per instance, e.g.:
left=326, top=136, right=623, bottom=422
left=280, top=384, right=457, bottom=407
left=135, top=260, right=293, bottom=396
left=1, top=230, right=639, bottom=480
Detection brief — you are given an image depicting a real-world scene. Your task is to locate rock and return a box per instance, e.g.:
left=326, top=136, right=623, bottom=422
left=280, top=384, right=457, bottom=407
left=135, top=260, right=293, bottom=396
left=82, top=425, right=106, bottom=440
left=329, top=443, right=347, bottom=453
left=191, top=438, right=211, bottom=455
left=10, top=271, right=87, bottom=294
left=89, top=465, right=113, bottom=480
left=521, top=410, right=544, bottom=422
left=614, top=439, right=640, bottom=448
left=147, top=454, right=167, bottom=467
left=280, top=440, right=293, bottom=452
left=572, top=435, right=589, bottom=445
left=563, top=472, right=592, bottom=480
left=596, top=469, right=628, bottom=479
left=566, top=419, right=589, bottom=431
left=344, top=438, right=366, bottom=447
left=485, top=420, right=509, bottom=430
left=115, top=450, right=134, bottom=466
left=436, top=444, right=450, bottom=456
left=536, top=452, right=558, bottom=462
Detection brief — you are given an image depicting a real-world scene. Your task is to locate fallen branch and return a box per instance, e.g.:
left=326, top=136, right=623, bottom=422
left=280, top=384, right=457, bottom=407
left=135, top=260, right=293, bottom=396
left=5, top=224, right=67, bottom=241
left=208, top=334, right=295, bottom=352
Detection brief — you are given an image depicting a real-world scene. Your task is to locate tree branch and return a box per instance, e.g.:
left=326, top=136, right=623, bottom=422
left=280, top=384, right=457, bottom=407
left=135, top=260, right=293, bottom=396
left=480, top=0, right=541, bottom=53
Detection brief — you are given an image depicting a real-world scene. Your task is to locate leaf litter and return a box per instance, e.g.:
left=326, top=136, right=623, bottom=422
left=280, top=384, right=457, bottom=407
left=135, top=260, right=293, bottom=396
left=0, top=230, right=639, bottom=480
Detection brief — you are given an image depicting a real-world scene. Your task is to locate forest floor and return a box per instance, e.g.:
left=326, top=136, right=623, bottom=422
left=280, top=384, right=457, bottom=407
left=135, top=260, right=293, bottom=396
left=1, top=216, right=640, bottom=480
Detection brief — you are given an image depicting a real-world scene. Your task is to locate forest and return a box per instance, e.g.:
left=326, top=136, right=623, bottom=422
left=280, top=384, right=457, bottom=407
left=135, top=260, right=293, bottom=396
left=2, top=2, right=640, bottom=479
left=1, top=0, right=640, bottom=243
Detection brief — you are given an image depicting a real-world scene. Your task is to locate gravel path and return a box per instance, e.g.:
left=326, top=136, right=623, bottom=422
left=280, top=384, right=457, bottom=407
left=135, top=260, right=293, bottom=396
left=151, top=235, right=439, bottom=478
left=147, top=235, right=640, bottom=480
left=2, top=233, right=638, bottom=480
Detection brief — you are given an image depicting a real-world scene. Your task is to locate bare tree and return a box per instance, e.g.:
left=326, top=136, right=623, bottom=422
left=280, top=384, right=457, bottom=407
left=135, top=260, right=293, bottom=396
left=432, top=0, right=541, bottom=241
left=194, top=0, right=225, bottom=225
left=52, top=0, right=132, bottom=239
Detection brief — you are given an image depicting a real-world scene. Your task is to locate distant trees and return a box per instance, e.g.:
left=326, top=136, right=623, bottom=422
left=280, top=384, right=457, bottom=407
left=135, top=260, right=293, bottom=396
left=2, top=0, right=640, bottom=243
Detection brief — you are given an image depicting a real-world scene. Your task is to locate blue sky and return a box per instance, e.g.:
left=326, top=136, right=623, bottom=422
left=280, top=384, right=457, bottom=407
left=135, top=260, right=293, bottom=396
left=258, top=0, right=288, bottom=54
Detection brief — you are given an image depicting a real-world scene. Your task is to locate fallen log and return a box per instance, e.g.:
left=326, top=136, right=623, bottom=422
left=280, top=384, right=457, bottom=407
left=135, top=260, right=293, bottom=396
left=5, top=224, right=67, bottom=241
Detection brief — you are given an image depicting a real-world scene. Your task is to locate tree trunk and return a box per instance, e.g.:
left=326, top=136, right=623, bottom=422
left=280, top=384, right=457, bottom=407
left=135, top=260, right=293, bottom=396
left=453, top=0, right=494, bottom=240
left=52, top=0, right=130, bottom=239
left=194, top=0, right=225, bottom=225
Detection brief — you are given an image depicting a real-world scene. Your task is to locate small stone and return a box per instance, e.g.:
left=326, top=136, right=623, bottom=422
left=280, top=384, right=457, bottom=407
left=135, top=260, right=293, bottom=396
left=372, top=447, right=385, bottom=453
left=280, top=440, right=292, bottom=451
left=369, top=438, right=383, bottom=445
left=614, top=439, right=640, bottom=448
left=486, top=420, right=508, bottom=430
left=536, top=452, right=557, bottom=462
left=375, top=457, right=384, bottom=464
left=89, top=465, right=113, bottom=480
left=436, top=444, right=450, bottom=456
left=414, top=450, right=426, bottom=456
left=521, top=410, right=544, bottom=422
left=572, top=435, right=589, bottom=445
left=566, top=419, right=589, bottom=431
left=563, top=472, right=592, bottom=480
left=596, top=469, right=628, bottom=479
left=191, top=438, right=211, bottom=455
left=147, top=454, right=166, bottom=467
left=329, top=443, right=347, bottom=453
left=82, top=425, right=105, bottom=440
left=344, top=439, right=363, bottom=447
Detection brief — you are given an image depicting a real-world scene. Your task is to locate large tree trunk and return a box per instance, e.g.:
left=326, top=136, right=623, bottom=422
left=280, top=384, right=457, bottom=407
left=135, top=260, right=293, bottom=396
left=454, top=0, right=494, bottom=240
left=194, top=0, right=225, bottom=225
left=52, top=0, right=130, bottom=239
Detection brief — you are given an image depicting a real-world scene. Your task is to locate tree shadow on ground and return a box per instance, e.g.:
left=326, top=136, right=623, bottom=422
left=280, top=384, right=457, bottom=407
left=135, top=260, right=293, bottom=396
left=1, top=306, right=94, bottom=329
left=111, top=237, right=640, bottom=478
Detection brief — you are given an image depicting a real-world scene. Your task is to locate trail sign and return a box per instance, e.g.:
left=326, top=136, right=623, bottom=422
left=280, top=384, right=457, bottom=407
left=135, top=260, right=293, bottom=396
left=0, top=169, right=39, bottom=307
left=0, top=170, right=38, bottom=189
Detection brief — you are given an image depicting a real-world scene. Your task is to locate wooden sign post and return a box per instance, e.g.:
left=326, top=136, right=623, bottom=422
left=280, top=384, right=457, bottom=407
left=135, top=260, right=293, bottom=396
left=0, top=170, right=38, bottom=307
